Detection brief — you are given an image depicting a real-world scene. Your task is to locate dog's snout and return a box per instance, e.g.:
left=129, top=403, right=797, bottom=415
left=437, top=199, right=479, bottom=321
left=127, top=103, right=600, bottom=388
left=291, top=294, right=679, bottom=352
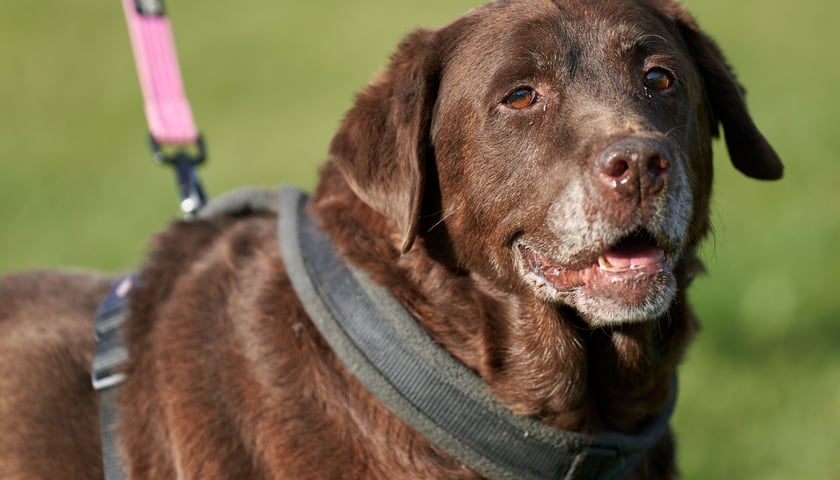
left=595, top=138, right=670, bottom=198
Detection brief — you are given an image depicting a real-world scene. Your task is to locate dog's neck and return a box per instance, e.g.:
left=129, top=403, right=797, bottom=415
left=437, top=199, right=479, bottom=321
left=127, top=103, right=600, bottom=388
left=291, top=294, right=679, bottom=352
left=310, top=165, right=697, bottom=435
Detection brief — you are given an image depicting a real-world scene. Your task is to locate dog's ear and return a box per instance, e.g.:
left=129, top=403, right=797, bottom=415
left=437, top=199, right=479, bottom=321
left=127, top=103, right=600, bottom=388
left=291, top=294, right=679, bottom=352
left=329, top=29, right=440, bottom=253
left=670, top=7, right=783, bottom=180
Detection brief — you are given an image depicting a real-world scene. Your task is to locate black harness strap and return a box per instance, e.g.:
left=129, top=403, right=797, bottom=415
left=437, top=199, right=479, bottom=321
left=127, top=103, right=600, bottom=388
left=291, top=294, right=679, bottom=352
left=277, top=186, right=676, bottom=480
left=92, top=276, right=134, bottom=480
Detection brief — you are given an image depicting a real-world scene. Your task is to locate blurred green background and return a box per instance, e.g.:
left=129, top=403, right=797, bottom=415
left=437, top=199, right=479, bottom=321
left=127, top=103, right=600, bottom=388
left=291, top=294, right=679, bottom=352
left=1, top=1, right=837, bottom=478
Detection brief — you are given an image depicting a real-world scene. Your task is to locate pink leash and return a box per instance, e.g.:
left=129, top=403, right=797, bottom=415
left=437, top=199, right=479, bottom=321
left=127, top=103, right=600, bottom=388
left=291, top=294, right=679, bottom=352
left=122, top=0, right=197, bottom=144
left=122, top=0, right=207, bottom=215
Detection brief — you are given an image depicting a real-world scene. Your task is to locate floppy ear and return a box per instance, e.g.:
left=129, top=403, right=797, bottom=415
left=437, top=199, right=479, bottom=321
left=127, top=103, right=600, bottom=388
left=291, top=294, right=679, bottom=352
left=671, top=8, right=784, bottom=180
left=329, top=29, right=440, bottom=253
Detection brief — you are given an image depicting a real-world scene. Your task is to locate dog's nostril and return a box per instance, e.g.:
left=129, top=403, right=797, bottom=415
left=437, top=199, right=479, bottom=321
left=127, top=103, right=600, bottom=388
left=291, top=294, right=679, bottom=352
left=605, top=158, right=630, bottom=178
left=648, top=155, right=669, bottom=178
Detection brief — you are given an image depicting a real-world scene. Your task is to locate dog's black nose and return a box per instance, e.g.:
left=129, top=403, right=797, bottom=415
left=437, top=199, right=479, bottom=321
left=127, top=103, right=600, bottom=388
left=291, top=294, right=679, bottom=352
left=595, top=137, right=670, bottom=198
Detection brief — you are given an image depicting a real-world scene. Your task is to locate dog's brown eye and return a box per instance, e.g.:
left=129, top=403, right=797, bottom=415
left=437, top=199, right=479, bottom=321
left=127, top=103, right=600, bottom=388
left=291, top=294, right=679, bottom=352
left=644, top=68, right=673, bottom=91
left=505, top=87, right=537, bottom=109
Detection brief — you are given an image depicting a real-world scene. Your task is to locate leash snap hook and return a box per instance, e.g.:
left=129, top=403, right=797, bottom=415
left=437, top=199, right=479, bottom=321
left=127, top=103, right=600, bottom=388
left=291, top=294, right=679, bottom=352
left=149, top=134, right=208, bottom=217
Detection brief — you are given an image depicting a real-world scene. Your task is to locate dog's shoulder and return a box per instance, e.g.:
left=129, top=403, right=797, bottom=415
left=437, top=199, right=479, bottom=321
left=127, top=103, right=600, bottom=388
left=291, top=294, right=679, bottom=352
left=127, top=202, right=283, bottom=334
left=116, top=206, right=300, bottom=477
left=132, top=188, right=281, bottom=313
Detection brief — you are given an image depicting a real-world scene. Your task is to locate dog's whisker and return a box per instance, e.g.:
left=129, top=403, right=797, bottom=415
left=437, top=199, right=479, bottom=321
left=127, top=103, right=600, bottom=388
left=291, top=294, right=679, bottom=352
left=663, top=125, right=683, bottom=139
left=426, top=208, right=459, bottom=233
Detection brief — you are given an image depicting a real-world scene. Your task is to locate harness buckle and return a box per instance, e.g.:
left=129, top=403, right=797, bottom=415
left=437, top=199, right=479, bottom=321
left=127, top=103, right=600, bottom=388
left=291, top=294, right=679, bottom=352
left=149, top=134, right=208, bottom=217
left=92, top=277, right=135, bottom=392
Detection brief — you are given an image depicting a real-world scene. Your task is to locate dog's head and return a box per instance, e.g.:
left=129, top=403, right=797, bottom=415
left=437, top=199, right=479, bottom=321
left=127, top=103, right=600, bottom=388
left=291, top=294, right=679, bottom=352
left=330, top=0, right=782, bottom=326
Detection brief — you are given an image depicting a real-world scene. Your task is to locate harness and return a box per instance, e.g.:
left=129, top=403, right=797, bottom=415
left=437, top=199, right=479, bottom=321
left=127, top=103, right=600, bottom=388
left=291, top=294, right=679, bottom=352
left=92, top=187, right=676, bottom=480
left=92, top=276, right=135, bottom=480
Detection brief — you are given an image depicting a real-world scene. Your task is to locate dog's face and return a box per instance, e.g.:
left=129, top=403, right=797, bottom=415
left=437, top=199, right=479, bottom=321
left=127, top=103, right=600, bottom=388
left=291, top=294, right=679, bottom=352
left=331, top=0, right=782, bottom=326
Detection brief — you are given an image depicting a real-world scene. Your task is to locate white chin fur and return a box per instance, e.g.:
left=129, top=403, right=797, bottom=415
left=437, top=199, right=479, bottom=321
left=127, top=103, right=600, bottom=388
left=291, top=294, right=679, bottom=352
left=524, top=271, right=678, bottom=325
left=566, top=276, right=677, bottom=325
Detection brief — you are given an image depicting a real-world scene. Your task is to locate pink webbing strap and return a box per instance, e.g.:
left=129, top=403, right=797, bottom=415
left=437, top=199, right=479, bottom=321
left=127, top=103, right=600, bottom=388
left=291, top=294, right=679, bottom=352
left=122, top=0, right=198, bottom=145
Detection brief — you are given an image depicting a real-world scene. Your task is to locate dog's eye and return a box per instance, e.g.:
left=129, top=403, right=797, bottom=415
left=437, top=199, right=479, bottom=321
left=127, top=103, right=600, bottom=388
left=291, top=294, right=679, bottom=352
left=644, top=68, right=673, bottom=91
left=504, top=87, right=537, bottom=109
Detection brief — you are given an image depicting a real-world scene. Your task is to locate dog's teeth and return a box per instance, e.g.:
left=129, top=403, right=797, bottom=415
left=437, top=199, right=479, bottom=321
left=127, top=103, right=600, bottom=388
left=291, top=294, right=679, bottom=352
left=598, top=255, right=622, bottom=272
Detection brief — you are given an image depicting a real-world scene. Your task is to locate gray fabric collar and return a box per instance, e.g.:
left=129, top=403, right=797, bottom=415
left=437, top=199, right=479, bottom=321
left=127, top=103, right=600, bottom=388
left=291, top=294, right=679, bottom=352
left=277, top=186, right=677, bottom=480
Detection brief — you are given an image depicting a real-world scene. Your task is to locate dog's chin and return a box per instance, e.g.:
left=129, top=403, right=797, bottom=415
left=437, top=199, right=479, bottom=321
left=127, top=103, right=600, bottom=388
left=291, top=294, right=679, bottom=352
left=515, top=235, right=678, bottom=326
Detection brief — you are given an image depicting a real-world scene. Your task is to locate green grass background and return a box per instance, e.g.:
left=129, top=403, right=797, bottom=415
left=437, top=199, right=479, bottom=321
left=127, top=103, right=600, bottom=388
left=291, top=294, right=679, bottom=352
left=1, top=1, right=837, bottom=478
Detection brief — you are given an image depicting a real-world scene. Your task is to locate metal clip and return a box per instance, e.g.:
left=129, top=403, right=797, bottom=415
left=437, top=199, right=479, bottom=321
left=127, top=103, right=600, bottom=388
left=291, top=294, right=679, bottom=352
left=149, top=134, right=208, bottom=218
left=134, top=0, right=166, bottom=16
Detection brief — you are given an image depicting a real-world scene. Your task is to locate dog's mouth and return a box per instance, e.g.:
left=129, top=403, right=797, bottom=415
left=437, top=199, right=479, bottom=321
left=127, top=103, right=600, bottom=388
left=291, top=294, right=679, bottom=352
left=515, top=230, right=677, bottom=324
left=596, top=232, right=669, bottom=274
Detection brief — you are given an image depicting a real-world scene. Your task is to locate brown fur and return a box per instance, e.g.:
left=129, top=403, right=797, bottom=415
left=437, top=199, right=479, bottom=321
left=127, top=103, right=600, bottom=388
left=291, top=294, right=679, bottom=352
left=0, top=1, right=781, bottom=479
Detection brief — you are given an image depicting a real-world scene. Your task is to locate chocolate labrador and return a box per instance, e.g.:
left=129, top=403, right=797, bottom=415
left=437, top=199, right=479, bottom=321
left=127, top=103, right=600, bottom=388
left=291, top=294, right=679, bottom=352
left=0, top=0, right=782, bottom=478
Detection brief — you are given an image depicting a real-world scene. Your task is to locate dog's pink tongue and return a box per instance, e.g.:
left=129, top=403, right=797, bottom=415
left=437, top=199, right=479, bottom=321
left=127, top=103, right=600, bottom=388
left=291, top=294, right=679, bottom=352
left=603, top=244, right=665, bottom=269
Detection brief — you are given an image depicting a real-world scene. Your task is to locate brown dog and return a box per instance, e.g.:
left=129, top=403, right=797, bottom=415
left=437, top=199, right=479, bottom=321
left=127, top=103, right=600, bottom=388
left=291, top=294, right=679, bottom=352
left=0, top=0, right=782, bottom=478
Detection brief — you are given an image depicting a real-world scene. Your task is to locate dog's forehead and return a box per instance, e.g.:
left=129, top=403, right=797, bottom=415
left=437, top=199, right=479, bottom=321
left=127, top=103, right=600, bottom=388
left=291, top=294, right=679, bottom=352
left=446, top=0, right=681, bottom=67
